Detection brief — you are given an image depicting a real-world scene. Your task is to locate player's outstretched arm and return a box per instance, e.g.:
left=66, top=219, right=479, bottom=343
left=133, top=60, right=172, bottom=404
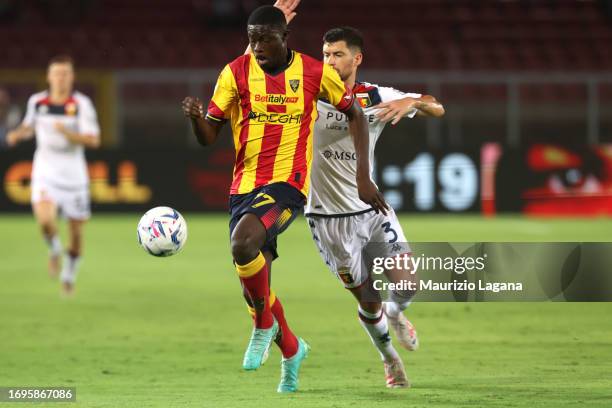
left=415, top=95, right=445, bottom=117
left=345, top=103, right=389, bottom=215
left=54, top=122, right=100, bottom=149
left=376, top=95, right=445, bottom=125
left=6, top=125, right=34, bottom=147
left=182, top=96, right=223, bottom=146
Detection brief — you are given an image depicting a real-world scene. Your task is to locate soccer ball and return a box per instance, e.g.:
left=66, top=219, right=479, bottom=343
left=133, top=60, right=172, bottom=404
left=137, top=206, right=188, bottom=257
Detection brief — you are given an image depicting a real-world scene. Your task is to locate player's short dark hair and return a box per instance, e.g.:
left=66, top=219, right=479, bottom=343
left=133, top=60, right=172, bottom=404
left=48, top=54, right=74, bottom=67
left=247, top=6, right=286, bottom=28
left=323, top=27, right=364, bottom=52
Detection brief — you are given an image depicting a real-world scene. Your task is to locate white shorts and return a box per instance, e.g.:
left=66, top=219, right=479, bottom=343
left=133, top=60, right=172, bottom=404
left=31, top=180, right=91, bottom=220
left=307, top=209, right=410, bottom=288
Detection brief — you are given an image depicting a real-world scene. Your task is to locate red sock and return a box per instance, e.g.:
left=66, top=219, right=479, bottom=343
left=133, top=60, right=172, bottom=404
left=271, top=295, right=299, bottom=358
left=236, top=253, right=273, bottom=329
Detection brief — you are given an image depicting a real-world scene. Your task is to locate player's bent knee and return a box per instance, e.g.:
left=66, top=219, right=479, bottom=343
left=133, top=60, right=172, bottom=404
left=231, top=215, right=266, bottom=263
left=231, top=235, right=260, bottom=264
left=39, top=220, right=56, bottom=235
left=349, top=284, right=383, bottom=312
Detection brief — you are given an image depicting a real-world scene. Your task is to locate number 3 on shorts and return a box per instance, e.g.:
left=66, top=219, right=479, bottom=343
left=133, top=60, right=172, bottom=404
left=381, top=221, right=398, bottom=243
left=252, top=192, right=276, bottom=209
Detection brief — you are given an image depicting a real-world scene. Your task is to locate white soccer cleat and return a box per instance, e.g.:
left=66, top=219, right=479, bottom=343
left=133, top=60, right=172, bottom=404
left=384, top=358, right=410, bottom=389
left=385, top=309, right=419, bottom=351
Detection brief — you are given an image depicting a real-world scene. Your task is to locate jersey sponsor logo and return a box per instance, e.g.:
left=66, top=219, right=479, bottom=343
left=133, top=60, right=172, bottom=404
left=253, top=94, right=299, bottom=104
left=322, top=150, right=357, bottom=161
left=248, top=111, right=303, bottom=124
left=324, top=111, right=376, bottom=124
left=324, top=122, right=348, bottom=131
left=289, top=79, right=300, bottom=92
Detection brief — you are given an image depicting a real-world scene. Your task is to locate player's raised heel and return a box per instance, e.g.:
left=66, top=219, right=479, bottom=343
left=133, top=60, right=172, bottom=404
left=242, top=319, right=279, bottom=370
left=277, top=338, right=310, bottom=393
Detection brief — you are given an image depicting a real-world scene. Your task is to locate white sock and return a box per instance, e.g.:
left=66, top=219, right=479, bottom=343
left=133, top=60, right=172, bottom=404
left=46, top=235, right=62, bottom=257
left=358, top=305, right=399, bottom=363
left=60, top=253, right=81, bottom=284
left=384, top=300, right=412, bottom=319
left=384, top=289, right=415, bottom=319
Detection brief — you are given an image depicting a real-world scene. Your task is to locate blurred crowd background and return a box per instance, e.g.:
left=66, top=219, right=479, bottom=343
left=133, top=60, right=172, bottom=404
left=1, top=0, right=611, bottom=215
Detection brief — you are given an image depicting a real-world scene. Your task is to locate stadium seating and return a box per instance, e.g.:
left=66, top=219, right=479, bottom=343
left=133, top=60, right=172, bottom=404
left=0, top=0, right=610, bottom=70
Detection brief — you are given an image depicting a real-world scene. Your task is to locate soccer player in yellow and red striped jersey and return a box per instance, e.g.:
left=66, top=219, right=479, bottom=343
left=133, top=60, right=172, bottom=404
left=182, top=4, right=387, bottom=393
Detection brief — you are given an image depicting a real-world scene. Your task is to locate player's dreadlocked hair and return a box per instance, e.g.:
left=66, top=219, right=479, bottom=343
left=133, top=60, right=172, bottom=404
left=323, top=27, right=364, bottom=52
left=247, top=6, right=287, bottom=28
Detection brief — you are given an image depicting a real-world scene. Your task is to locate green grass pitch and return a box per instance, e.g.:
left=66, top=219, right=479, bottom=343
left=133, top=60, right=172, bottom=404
left=1, top=214, right=612, bottom=407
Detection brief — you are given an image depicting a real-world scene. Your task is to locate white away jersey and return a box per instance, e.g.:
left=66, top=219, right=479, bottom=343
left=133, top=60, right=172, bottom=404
left=306, top=82, right=420, bottom=215
left=23, top=91, right=100, bottom=189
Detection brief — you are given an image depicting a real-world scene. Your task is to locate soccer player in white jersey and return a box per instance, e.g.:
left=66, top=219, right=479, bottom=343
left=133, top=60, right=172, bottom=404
left=7, top=55, right=101, bottom=295
left=305, top=27, right=445, bottom=388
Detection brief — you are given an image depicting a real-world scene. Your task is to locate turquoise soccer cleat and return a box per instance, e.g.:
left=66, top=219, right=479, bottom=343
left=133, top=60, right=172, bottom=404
left=277, top=338, right=310, bottom=393
left=242, top=319, right=279, bottom=370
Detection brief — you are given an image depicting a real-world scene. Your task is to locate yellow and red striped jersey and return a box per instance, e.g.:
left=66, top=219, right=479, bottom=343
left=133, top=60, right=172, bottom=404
left=206, top=50, right=355, bottom=196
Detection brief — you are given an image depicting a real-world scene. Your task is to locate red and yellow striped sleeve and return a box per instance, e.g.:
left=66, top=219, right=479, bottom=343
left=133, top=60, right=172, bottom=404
left=207, top=64, right=238, bottom=122
left=319, top=63, right=355, bottom=112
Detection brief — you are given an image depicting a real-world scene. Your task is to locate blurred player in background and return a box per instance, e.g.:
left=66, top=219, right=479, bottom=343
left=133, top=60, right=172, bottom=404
left=303, top=26, right=445, bottom=387
left=7, top=55, right=101, bottom=295
left=182, top=4, right=385, bottom=393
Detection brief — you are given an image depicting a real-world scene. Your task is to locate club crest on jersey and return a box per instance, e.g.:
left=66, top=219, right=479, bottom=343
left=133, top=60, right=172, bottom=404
left=289, top=79, right=300, bottom=92
left=65, top=102, right=77, bottom=116
left=356, top=93, right=372, bottom=108
left=337, top=268, right=354, bottom=285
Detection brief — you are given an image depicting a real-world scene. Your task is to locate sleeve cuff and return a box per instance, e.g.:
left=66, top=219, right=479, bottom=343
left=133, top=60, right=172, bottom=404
left=205, top=113, right=225, bottom=123
left=335, top=94, right=355, bottom=113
